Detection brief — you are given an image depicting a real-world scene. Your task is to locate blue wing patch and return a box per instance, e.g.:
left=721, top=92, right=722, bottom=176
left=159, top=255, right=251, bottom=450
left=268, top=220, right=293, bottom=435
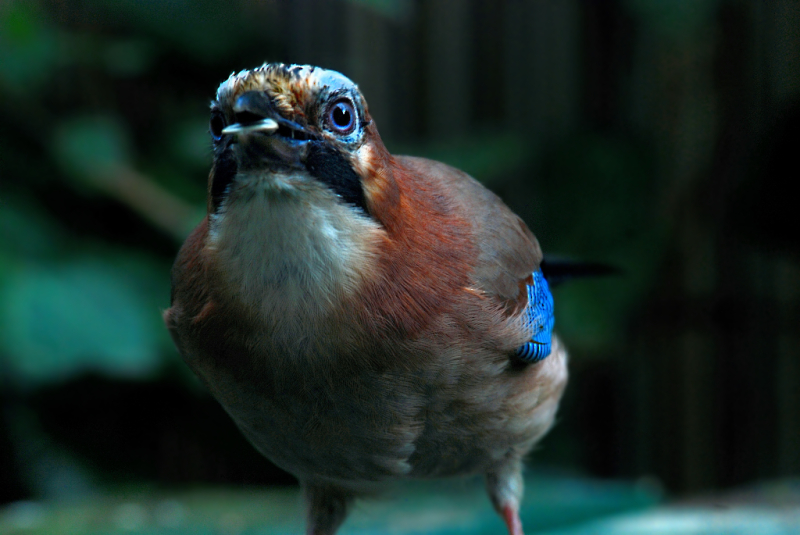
left=515, top=269, right=555, bottom=363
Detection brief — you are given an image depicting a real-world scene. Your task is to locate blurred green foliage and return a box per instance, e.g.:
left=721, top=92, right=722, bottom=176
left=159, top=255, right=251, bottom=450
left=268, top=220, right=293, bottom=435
left=0, top=0, right=203, bottom=388
left=0, top=3, right=59, bottom=95
left=0, top=195, right=170, bottom=387
left=1, top=255, right=166, bottom=384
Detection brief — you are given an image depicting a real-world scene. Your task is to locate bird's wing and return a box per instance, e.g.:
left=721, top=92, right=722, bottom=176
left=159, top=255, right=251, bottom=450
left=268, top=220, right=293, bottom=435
left=394, top=156, right=550, bottom=359
left=395, top=156, right=541, bottom=313
left=453, top=174, right=555, bottom=361
left=468, top=190, right=542, bottom=318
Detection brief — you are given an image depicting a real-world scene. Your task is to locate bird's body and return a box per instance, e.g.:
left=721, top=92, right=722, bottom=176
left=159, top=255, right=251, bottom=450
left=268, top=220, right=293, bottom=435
left=165, top=64, right=567, bottom=535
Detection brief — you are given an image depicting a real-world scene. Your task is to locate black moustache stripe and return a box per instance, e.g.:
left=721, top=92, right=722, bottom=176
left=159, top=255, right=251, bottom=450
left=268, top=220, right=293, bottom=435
left=210, top=138, right=369, bottom=217
left=305, top=141, right=369, bottom=215
left=211, top=146, right=238, bottom=213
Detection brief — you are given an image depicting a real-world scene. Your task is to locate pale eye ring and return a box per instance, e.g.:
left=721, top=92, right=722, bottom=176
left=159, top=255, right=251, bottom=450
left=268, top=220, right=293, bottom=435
left=326, top=99, right=356, bottom=135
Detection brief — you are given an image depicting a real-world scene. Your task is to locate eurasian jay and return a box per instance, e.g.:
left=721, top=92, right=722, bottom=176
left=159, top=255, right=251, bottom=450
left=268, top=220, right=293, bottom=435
left=164, top=63, right=567, bottom=535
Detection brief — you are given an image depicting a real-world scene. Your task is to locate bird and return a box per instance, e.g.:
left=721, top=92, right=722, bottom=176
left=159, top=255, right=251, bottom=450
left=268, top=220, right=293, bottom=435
left=164, top=63, right=568, bottom=535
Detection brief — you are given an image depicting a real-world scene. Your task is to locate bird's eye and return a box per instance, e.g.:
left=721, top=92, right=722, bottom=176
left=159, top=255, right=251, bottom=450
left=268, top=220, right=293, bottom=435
left=325, top=100, right=356, bottom=135
left=210, top=111, right=226, bottom=142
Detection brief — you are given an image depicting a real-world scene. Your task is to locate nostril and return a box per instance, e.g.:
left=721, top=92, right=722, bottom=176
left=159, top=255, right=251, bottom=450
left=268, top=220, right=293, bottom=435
left=234, top=110, right=265, bottom=126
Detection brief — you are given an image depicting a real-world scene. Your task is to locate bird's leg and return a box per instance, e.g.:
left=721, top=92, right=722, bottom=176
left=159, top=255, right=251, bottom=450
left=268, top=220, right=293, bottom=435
left=500, top=503, right=524, bottom=535
left=303, top=483, right=354, bottom=535
left=485, top=460, right=525, bottom=535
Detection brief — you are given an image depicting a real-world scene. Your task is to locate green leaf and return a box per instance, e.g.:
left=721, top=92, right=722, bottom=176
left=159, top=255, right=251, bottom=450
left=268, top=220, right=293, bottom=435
left=0, top=259, right=164, bottom=386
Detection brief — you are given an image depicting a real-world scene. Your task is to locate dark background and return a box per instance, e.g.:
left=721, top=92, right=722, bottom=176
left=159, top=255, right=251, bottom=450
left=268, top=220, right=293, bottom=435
left=1, top=0, right=799, bottom=507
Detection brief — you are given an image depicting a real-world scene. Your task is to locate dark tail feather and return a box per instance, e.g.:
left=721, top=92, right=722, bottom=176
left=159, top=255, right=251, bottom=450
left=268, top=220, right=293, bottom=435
left=540, top=257, right=621, bottom=286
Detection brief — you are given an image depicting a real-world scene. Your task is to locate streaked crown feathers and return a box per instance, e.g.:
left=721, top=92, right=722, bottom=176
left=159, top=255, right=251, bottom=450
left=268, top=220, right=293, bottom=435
left=214, top=63, right=369, bottom=127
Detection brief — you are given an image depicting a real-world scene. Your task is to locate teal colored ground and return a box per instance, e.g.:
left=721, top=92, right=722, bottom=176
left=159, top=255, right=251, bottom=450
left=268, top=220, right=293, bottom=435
left=1, top=474, right=799, bottom=534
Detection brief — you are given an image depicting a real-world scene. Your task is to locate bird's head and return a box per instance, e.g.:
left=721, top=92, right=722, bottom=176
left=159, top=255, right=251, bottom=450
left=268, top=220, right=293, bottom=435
left=208, top=63, right=395, bottom=218
left=201, top=63, right=474, bottom=335
left=202, top=63, right=407, bottom=325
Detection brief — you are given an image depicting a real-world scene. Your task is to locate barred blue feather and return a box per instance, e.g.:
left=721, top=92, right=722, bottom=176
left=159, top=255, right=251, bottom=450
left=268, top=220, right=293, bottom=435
left=515, top=269, right=555, bottom=363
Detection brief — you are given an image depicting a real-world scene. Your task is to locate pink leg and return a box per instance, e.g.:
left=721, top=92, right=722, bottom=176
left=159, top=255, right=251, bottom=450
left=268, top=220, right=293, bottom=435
left=485, top=460, right=525, bottom=535
left=501, top=503, right=524, bottom=535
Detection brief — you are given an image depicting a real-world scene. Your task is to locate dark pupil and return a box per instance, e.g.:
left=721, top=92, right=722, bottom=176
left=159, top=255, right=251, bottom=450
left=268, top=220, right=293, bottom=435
left=332, top=104, right=351, bottom=128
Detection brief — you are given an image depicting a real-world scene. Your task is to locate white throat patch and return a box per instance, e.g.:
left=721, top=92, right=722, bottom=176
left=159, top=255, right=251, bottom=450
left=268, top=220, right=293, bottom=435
left=207, top=170, right=381, bottom=326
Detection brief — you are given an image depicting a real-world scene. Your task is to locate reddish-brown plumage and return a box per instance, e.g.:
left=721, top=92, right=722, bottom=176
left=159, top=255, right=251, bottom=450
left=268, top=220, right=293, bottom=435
left=359, top=161, right=476, bottom=335
left=165, top=64, right=567, bottom=535
left=164, top=216, right=209, bottom=336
